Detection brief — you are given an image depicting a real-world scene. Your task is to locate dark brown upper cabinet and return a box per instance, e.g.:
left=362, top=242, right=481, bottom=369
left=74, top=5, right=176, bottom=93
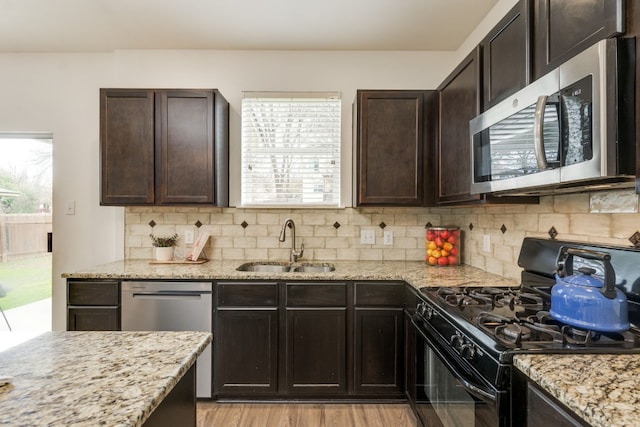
left=354, top=90, right=436, bottom=207
left=482, top=0, right=530, bottom=110
left=437, top=47, right=482, bottom=205
left=100, top=88, right=229, bottom=206
left=532, top=0, right=625, bottom=80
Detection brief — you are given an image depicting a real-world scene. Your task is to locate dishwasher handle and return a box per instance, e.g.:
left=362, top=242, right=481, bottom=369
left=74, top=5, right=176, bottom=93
left=130, top=290, right=211, bottom=300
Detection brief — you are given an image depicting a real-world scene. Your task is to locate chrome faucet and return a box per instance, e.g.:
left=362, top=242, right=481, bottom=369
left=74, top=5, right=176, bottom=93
left=279, top=218, right=304, bottom=262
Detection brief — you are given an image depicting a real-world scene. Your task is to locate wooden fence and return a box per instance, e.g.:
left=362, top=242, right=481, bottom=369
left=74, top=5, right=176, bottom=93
left=0, top=214, right=52, bottom=262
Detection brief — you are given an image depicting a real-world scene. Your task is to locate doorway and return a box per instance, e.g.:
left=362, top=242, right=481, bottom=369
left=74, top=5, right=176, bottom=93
left=0, top=133, right=52, bottom=335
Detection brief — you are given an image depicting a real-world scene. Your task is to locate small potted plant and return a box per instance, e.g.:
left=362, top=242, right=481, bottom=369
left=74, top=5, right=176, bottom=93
left=150, top=233, right=178, bottom=261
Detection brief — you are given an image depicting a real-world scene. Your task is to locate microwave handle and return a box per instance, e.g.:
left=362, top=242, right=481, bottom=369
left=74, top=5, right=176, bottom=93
left=533, top=95, right=550, bottom=170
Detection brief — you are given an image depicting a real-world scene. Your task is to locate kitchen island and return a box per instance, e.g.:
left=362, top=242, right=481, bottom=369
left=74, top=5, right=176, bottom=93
left=514, top=354, right=640, bottom=427
left=0, top=331, right=212, bottom=426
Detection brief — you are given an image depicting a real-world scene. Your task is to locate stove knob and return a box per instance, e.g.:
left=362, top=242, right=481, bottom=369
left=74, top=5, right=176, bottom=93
left=450, top=334, right=464, bottom=349
left=424, top=307, right=434, bottom=320
left=460, top=343, right=476, bottom=360
left=416, top=302, right=426, bottom=316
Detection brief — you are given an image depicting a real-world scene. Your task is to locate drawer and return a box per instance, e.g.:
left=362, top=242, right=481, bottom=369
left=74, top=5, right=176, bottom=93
left=286, top=283, right=347, bottom=307
left=354, top=282, right=405, bottom=307
left=217, top=282, right=278, bottom=307
left=67, top=280, right=120, bottom=306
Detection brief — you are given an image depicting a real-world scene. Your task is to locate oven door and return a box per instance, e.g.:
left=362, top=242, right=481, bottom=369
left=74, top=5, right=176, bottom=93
left=412, top=317, right=509, bottom=427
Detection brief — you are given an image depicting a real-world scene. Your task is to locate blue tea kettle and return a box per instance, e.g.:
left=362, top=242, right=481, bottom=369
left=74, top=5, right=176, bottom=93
left=550, top=247, right=629, bottom=332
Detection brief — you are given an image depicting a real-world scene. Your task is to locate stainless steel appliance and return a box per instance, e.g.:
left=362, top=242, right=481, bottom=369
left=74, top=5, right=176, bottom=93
left=410, top=238, right=640, bottom=426
left=470, top=38, right=635, bottom=196
left=121, top=281, right=213, bottom=399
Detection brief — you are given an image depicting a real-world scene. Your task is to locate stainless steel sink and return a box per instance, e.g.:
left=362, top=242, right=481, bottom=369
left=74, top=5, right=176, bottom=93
left=292, top=265, right=335, bottom=273
left=236, top=262, right=335, bottom=273
left=236, top=262, right=292, bottom=272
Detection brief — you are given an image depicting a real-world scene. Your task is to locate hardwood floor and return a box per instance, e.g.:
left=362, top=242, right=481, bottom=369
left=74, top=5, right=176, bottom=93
left=197, top=402, right=417, bottom=427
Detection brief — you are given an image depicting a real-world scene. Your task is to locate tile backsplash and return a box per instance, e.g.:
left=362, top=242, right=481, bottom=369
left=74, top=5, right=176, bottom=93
left=125, top=190, right=640, bottom=282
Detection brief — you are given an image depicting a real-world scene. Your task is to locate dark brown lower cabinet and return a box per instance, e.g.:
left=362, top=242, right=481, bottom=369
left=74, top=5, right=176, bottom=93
left=66, top=280, right=120, bottom=331
left=512, top=369, right=588, bottom=427
left=286, top=308, right=347, bottom=395
left=214, top=282, right=279, bottom=397
left=354, top=308, right=404, bottom=396
left=404, top=309, right=416, bottom=406
left=214, top=309, right=278, bottom=395
left=213, top=280, right=407, bottom=400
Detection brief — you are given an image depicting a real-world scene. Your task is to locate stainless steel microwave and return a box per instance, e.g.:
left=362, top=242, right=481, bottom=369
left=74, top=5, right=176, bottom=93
left=470, top=38, right=635, bottom=196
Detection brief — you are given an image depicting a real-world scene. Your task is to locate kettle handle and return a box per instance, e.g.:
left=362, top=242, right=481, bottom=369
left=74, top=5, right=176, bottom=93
left=556, top=247, right=617, bottom=299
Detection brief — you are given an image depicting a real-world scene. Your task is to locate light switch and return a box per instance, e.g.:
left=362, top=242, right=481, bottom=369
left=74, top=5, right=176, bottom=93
left=185, top=230, right=195, bottom=245
left=65, top=200, right=75, bottom=215
left=383, top=230, right=393, bottom=245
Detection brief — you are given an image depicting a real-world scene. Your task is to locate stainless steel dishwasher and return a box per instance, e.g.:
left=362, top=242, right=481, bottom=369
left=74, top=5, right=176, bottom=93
left=121, top=281, right=212, bottom=398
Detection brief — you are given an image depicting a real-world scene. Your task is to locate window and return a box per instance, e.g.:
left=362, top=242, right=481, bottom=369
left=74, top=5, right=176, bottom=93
left=241, top=92, right=341, bottom=207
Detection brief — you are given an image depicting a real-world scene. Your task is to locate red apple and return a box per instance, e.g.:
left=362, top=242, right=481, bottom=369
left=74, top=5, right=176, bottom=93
left=438, top=257, right=449, bottom=266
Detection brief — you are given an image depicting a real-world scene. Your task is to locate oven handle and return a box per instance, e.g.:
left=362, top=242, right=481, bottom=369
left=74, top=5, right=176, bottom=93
left=411, top=317, right=498, bottom=405
left=533, top=95, right=550, bottom=171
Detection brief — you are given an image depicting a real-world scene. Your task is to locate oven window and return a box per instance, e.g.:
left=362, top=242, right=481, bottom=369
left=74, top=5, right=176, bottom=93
left=414, top=327, right=505, bottom=427
left=425, top=346, right=476, bottom=426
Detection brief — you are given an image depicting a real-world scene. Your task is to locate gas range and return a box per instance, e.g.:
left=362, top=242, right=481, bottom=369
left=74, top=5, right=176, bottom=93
left=418, top=285, right=640, bottom=359
left=409, top=237, right=640, bottom=427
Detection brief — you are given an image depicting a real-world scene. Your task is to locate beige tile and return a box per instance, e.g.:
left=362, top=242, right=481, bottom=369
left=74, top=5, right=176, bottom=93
left=325, top=237, right=350, bottom=249
left=336, top=248, right=359, bottom=261
left=359, top=249, right=382, bottom=261
left=256, top=213, right=281, bottom=225
left=313, top=248, right=337, bottom=259
left=383, top=249, right=406, bottom=261
left=569, top=213, right=611, bottom=237
left=301, top=212, right=327, bottom=225
left=244, top=248, right=269, bottom=260
left=210, top=213, right=234, bottom=225
left=554, top=193, right=589, bottom=213
left=221, top=248, right=245, bottom=260
left=538, top=214, right=570, bottom=235
left=395, top=237, right=418, bottom=249
left=611, top=214, right=640, bottom=239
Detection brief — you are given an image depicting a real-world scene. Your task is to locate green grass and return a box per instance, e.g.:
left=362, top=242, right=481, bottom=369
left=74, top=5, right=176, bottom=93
left=0, top=254, right=52, bottom=310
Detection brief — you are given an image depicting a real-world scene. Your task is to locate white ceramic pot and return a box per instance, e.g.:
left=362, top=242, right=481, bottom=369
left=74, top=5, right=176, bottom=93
left=155, top=247, right=174, bottom=261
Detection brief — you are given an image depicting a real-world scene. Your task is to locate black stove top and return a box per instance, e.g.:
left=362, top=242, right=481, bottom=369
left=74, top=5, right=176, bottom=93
left=419, top=285, right=640, bottom=353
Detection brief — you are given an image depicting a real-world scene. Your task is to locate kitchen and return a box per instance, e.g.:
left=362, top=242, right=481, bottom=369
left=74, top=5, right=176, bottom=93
left=2, top=0, right=640, bottom=426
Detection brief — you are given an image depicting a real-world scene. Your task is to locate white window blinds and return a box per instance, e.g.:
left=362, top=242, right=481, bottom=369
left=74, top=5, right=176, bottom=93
left=241, top=92, right=341, bottom=207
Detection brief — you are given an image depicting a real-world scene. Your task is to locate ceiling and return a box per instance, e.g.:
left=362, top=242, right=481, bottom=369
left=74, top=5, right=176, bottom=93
left=0, top=0, right=499, bottom=53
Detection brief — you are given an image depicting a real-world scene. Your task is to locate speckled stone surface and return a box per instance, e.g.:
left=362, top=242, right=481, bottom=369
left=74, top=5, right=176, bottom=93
left=62, top=259, right=518, bottom=290
left=514, top=354, right=640, bottom=427
left=0, top=331, right=212, bottom=427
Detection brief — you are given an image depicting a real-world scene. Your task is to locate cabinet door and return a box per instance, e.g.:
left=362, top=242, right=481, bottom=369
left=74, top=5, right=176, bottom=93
left=527, top=382, right=586, bottom=427
left=100, top=89, right=155, bottom=205
left=67, top=307, right=120, bottom=331
left=354, top=308, right=403, bottom=396
left=437, top=47, right=482, bottom=205
left=356, top=90, right=429, bottom=206
left=156, top=90, right=215, bottom=204
left=214, top=309, right=279, bottom=395
left=482, top=0, right=529, bottom=109
left=286, top=309, right=346, bottom=395
left=532, top=0, right=624, bottom=80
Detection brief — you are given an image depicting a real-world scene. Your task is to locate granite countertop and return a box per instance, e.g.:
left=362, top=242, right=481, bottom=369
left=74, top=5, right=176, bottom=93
left=61, top=259, right=518, bottom=290
left=0, top=331, right=212, bottom=427
left=514, top=354, right=640, bottom=427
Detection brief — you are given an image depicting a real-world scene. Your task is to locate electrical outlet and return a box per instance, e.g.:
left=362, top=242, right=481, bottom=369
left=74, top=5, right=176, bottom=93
left=184, top=230, right=195, bottom=245
left=383, top=230, right=393, bottom=245
left=483, top=234, right=491, bottom=252
left=360, top=229, right=375, bottom=245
